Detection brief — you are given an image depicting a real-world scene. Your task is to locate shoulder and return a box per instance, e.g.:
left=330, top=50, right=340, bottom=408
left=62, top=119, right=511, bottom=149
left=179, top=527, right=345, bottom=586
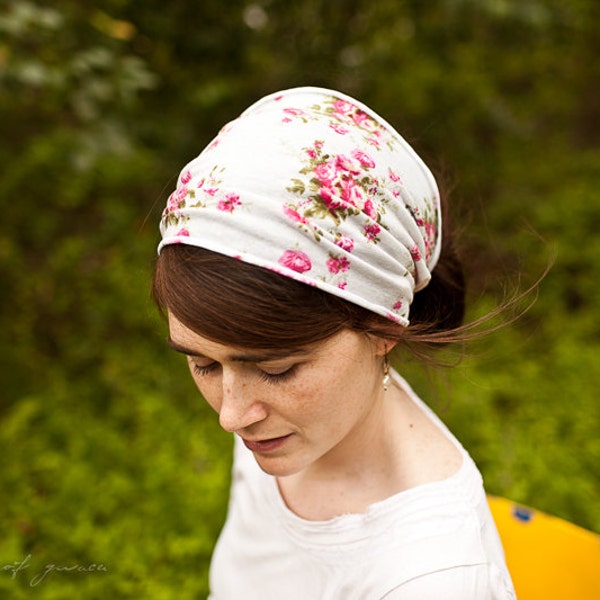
left=360, top=453, right=514, bottom=598
left=380, top=563, right=516, bottom=600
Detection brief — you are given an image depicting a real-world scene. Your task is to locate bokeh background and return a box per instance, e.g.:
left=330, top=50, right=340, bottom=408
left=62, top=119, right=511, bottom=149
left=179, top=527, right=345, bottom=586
left=1, top=0, right=598, bottom=597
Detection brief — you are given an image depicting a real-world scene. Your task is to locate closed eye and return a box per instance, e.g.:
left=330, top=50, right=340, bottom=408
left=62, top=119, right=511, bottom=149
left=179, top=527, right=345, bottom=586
left=258, top=365, right=298, bottom=385
left=192, top=362, right=219, bottom=377
left=190, top=360, right=301, bottom=384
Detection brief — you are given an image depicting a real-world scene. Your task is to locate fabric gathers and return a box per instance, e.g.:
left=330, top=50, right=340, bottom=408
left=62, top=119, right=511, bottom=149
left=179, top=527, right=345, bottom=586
left=158, top=87, right=441, bottom=325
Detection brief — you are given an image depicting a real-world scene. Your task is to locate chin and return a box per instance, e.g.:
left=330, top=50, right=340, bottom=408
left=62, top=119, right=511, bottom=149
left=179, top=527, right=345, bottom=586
left=252, top=454, right=305, bottom=478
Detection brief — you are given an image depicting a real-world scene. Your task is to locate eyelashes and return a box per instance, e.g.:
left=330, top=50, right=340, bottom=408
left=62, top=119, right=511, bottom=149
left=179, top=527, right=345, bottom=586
left=192, top=362, right=298, bottom=385
left=193, top=363, right=217, bottom=377
left=257, top=365, right=298, bottom=385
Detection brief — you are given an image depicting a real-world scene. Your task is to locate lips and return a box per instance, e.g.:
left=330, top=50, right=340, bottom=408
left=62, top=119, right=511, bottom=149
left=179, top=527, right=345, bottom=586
left=242, top=433, right=293, bottom=454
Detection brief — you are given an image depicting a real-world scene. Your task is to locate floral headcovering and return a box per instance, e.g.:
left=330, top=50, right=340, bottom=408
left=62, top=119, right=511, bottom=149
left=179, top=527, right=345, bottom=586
left=158, top=87, right=441, bottom=325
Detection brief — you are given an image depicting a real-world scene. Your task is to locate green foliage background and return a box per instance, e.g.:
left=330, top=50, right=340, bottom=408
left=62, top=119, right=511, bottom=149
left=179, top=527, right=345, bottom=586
left=1, top=0, right=598, bottom=597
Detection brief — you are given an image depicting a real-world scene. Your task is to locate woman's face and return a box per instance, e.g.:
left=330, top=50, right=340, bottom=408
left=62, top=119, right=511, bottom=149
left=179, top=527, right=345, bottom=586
left=167, top=312, right=388, bottom=478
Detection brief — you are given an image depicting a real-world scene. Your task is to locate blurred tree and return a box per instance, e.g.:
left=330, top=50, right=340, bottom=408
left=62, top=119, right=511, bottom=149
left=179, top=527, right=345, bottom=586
left=0, top=0, right=598, bottom=597
left=0, top=1, right=157, bottom=399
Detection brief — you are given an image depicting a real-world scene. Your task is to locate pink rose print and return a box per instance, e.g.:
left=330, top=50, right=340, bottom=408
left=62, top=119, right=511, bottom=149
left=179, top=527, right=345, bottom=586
left=283, top=107, right=306, bottom=116
left=337, top=281, right=348, bottom=290
left=335, top=154, right=361, bottom=175
left=388, top=168, right=401, bottom=183
left=424, top=222, right=436, bottom=261
left=170, top=227, right=191, bottom=243
left=286, top=138, right=389, bottom=240
left=315, top=160, right=338, bottom=186
left=409, top=206, right=424, bottom=227
left=277, top=96, right=395, bottom=153
left=166, top=192, right=179, bottom=212
left=339, top=178, right=363, bottom=207
left=393, top=300, right=403, bottom=310
left=410, top=245, right=422, bottom=262
left=352, top=110, right=374, bottom=130
left=364, top=222, right=381, bottom=241
left=176, top=185, right=188, bottom=202
left=278, top=249, right=312, bottom=273
left=363, top=199, right=377, bottom=219
left=166, top=184, right=189, bottom=214
left=319, top=186, right=346, bottom=211
left=282, top=108, right=308, bottom=124
left=329, top=122, right=350, bottom=135
left=217, top=192, right=241, bottom=212
left=329, top=101, right=389, bottom=148
left=180, top=169, right=192, bottom=185
left=332, top=99, right=355, bottom=116
left=283, top=205, right=309, bottom=225
left=351, top=149, right=375, bottom=169
left=162, top=190, right=189, bottom=229
left=326, top=255, right=351, bottom=274
left=335, top=235, right=355, bottom=252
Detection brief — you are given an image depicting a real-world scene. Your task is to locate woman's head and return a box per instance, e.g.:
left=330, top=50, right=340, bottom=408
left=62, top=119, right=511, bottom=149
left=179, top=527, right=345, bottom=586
left=154, top=87, right=465, bottom=356
left=158, top=87, right=442, bottom=326
left=155, top=242, right=465, bottom=477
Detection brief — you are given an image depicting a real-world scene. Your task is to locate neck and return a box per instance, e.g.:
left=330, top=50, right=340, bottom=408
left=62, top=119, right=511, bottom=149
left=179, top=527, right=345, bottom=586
left=278, top=382, right=408, bottom=520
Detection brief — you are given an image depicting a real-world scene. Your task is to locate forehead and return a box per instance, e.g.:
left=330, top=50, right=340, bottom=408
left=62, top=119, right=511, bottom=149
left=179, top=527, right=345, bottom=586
left=167, top=311, right=246, bottom=356
left=167, top=311, right=370, bottom=361
left=167, top=311, right=311, bottom=361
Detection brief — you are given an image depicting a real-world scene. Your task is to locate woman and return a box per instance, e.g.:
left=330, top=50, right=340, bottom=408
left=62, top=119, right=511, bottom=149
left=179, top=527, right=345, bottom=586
left=153, top=87, right=516, bottom=599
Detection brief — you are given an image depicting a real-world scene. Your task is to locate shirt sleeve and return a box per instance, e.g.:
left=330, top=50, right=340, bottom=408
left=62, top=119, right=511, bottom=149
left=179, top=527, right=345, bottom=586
left=380, top=563, right=516, bottom=600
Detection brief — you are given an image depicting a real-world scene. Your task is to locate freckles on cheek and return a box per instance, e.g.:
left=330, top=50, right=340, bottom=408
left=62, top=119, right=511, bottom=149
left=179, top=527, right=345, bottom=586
left=289, top=379, right=333, bottom=423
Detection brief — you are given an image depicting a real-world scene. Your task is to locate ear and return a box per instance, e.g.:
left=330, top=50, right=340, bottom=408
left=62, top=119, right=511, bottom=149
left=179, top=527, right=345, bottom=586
left=371, top=337, right=398, bottom=357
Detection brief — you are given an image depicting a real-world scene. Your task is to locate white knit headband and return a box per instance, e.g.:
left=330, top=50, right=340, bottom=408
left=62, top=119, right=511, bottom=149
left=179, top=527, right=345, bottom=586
left=158, top=87, right=441, bottom=326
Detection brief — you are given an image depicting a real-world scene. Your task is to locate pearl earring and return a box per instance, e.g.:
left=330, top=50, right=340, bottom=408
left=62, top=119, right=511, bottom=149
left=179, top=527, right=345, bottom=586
left=382, top=354, right=390, bottom=391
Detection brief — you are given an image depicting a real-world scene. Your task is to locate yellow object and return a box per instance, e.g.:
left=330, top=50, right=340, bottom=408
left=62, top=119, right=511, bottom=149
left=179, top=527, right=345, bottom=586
left=487, top=496, right=600, bottom=599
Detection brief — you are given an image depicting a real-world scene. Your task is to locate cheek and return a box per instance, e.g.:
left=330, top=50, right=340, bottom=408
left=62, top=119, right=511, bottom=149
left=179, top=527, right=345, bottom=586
left=281, top=372, right=347, bottom=427
left=301, top=358, right=377, bottom=421
left=187, top=365, right=222, bottom=413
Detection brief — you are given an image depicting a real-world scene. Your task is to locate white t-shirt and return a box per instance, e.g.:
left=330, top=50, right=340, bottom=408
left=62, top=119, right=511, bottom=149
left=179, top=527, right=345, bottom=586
left=208, top=372, right=516, bottom=599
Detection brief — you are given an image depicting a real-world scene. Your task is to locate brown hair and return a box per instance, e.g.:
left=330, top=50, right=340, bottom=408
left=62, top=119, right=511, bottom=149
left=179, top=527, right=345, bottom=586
left=152, top=201, right=470, bottom=359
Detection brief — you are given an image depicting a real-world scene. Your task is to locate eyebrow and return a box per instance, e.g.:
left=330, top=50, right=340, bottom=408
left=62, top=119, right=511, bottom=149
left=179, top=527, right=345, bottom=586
left=166, top=336, right=310, bottom=362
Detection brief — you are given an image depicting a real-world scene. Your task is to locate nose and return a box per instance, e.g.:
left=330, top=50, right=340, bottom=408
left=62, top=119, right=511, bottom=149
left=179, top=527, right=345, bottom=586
left=218, top=371, right=268, bottom=433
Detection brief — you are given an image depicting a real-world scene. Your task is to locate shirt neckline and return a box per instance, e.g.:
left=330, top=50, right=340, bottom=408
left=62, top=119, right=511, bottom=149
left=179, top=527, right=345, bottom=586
left=259, top=370, right=481, bottom=542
